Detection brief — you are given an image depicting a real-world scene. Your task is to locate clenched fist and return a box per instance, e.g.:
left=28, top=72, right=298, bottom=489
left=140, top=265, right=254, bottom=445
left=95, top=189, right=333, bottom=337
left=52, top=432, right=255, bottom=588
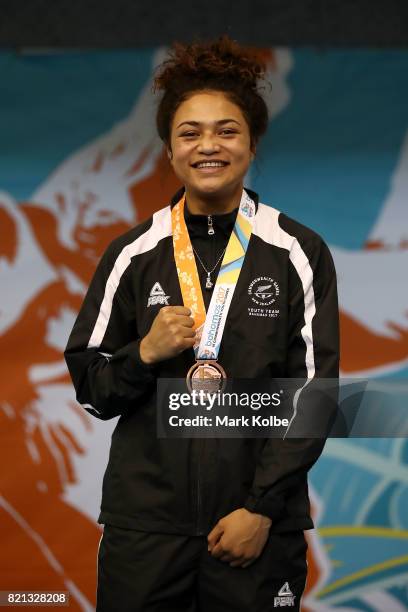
left=139, top=306, right=196, bottom=365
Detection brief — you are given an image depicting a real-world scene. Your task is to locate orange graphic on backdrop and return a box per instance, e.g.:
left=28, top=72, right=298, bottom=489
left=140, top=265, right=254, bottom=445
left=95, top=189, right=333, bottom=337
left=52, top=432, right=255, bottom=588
left=0, top=146, right=180, bottom=609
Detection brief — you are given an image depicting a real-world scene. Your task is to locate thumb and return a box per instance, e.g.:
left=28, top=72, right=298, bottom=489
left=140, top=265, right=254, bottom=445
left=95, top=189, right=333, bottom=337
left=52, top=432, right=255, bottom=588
left=207, top=522, right=224, bottom=550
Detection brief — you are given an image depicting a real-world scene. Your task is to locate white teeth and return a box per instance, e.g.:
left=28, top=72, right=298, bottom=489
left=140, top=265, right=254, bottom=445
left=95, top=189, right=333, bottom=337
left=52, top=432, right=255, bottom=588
left=195, top=162, right=226, bottom=168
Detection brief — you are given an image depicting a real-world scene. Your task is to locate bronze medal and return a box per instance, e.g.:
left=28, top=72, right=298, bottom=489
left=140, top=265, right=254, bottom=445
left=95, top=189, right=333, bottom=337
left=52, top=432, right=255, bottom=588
left=186, top=360, right=227, bottom=393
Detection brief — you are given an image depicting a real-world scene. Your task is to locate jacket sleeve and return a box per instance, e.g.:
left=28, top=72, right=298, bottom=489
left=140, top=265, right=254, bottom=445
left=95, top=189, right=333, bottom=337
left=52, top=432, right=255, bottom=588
left=64, top=238, right=156, bottom=420
left=244, top=235, right=340, bottom=520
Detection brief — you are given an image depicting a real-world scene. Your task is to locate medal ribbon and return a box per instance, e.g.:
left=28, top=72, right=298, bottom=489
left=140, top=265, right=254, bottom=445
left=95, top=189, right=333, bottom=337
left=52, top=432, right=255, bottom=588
left=171, top=189, right=256, bottom=360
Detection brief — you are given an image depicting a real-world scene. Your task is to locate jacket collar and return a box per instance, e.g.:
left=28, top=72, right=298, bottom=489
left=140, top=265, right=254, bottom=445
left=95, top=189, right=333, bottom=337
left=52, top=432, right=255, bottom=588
left=169, top=186, right=259, bottom=214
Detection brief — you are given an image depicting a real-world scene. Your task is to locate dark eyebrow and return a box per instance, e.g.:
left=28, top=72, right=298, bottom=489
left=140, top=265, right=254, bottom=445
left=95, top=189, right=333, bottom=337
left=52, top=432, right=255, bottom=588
left=176, top=119, right=241, bottom=129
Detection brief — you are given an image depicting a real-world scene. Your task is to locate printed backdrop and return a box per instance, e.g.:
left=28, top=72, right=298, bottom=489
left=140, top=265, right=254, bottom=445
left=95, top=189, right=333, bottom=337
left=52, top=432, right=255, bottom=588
left=0, top=48, right=407, bottom=611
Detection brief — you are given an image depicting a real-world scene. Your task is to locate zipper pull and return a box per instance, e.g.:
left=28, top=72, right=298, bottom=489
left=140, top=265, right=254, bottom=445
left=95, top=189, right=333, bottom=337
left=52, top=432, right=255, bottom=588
left=207, top=215, right=215, bottom=235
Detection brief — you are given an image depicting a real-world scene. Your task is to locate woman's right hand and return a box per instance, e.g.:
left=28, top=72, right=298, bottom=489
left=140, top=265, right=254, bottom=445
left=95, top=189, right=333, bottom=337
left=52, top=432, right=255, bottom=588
left=139, top=306, right=196, bottom=365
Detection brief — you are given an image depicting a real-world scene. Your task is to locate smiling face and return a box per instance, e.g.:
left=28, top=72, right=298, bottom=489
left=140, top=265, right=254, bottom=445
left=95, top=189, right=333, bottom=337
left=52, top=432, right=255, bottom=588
left=168, top=91, right=255, bottom=203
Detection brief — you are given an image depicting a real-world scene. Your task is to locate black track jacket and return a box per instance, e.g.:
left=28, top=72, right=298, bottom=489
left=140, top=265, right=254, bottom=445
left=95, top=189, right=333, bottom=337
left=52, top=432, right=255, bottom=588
left=65, top=187, right=340, bottom=535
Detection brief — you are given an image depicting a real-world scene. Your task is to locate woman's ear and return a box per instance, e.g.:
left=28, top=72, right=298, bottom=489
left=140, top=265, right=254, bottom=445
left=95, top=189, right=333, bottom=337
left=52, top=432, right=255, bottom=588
left=167, top=147, right=173, bottom=161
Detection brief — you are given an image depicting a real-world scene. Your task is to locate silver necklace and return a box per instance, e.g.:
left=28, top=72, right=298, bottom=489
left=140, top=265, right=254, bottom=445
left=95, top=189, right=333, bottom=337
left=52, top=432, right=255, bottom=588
left=192, top=245, right=226, bottom=289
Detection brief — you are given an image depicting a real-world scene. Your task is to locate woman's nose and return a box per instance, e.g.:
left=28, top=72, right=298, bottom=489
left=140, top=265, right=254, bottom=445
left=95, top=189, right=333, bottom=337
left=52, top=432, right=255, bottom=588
left=197, top=134, right=220, bottom=153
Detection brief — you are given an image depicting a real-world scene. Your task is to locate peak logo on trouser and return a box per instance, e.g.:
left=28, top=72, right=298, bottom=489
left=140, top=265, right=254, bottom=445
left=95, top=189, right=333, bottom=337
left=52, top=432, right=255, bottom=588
left=147, top=282, right=170, bottom=307
left=274, top=581, right=296, bottom=607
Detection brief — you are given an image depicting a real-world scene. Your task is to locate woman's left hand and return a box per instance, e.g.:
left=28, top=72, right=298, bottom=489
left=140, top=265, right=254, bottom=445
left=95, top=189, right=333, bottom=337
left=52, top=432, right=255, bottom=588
left=207, top=508, right=272, bottom=568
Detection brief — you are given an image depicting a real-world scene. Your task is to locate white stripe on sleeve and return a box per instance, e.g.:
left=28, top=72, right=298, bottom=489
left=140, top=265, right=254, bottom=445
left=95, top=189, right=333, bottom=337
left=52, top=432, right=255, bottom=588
left=253, top=204, right=316, bottom=434
left=87, top=206, right=172, bottom=349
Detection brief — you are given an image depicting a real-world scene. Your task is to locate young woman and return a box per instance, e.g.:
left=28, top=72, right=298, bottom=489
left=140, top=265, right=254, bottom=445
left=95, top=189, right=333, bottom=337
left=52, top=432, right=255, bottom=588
left=65, top=36, right=339, bottom=612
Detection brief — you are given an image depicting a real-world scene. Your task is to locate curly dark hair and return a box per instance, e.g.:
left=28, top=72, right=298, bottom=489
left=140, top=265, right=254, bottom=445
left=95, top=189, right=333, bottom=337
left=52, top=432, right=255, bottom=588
left=153, top=35, right=270, bottom=150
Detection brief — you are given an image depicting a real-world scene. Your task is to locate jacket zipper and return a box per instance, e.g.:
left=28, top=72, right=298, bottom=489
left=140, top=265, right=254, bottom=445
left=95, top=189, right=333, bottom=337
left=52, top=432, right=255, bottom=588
left=196, top=215, right=214, bottom=533
left=195, top=438, right=205, bottom=535
left=207, top=215, right=214, bottom=235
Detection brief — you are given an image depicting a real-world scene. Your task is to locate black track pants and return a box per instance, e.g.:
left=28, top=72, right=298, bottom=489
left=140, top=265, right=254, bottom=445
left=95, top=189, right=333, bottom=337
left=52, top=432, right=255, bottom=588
left=97, top=525, right=308, bottom=612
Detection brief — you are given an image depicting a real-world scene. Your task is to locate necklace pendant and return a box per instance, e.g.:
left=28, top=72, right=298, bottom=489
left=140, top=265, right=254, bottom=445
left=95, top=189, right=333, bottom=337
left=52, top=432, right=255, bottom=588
left=205, top=274, right=213, bottom=290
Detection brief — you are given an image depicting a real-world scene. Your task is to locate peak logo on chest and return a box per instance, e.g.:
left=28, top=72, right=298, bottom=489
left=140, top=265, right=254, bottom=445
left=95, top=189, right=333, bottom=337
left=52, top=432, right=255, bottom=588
left=147, top=282, right=170, bottom=307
